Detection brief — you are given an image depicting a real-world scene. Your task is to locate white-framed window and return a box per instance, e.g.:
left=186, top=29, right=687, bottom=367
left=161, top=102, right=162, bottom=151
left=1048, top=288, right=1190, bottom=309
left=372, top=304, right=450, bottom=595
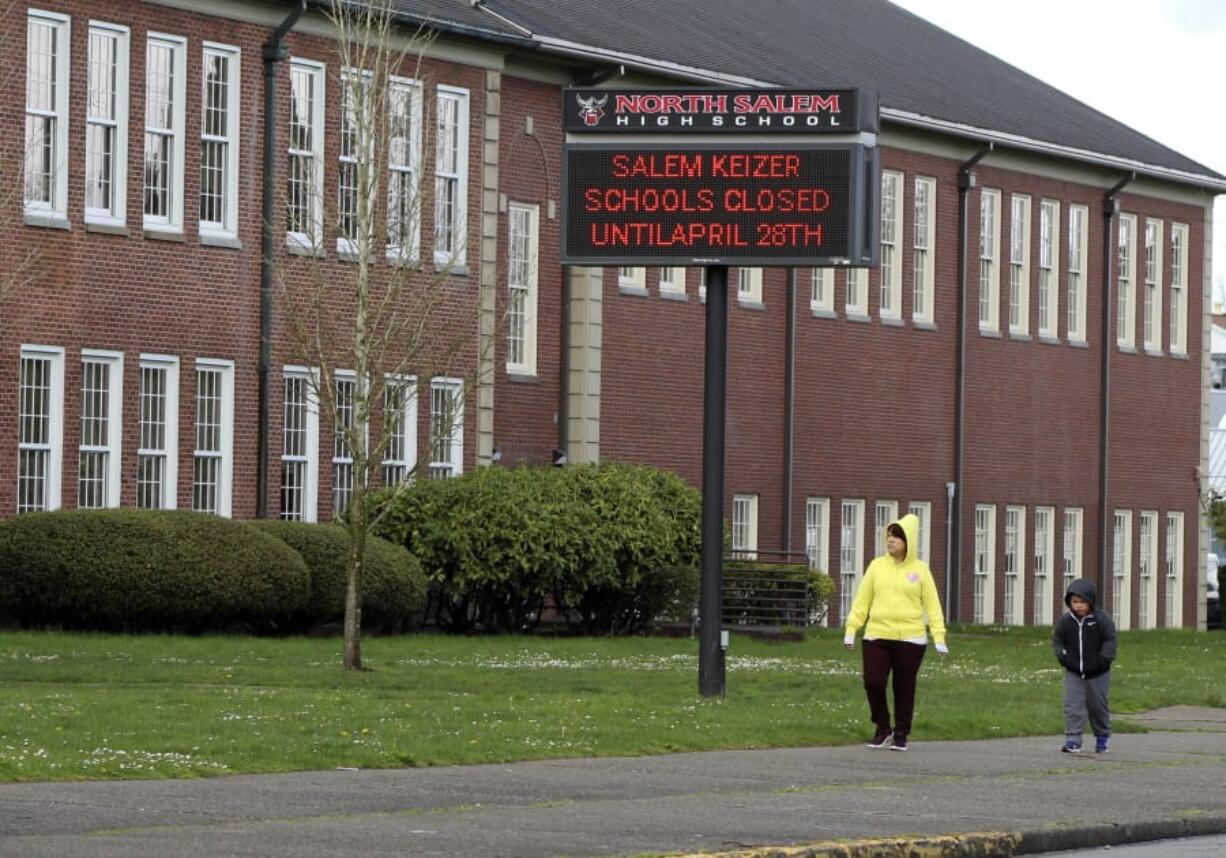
left=1004, top=505, right=1026, bottom=625
left=1138, top=510, right=1158, bottom=629
left=840, top=499, right=865, bottom=621
left=1037, top=199, right=1060, bottom=338
left=337, top=68, right=372, bottom=258
left=386, top=75, right=423, bottom=262
left=737, top=267, right=763, bottom=305
left=429, top=377, right=464, bottom=478
left=143, top=33, right=187, bottom=233
left=136, top=355, right=179, bottom=510
left=732, top=494, right=759, bottom=560
left=199, top=42, right=240, bottom=240
left=24, top=10, right=71, bottom=223
left=1143, top=218, right=1164, bottom=352
left=658, top=267, right=686, bottom=297
left=332, top=372, right=356, bottom=517
left=1165, top=512, right=1183, bottom=628
left=281, top=368, right=319, bottom=522
left=433, top=85, right=469, bottom=268
left=1033, top=506, right=1054, bottom=625
left=805, top=497, right=829, bottom=571
left=697, top=267, right=707, bottom=302
left=78, top=350, right=124, bottom=509
left=879, top=170, right=903, bottom=319
left=810, top=268, right=833, bottom=314
left=381, top=374, right=417, bottom=487
left=1009, top=194, right=1031, bottom=335
left=618, top=266, right=646, bottom=292
left=846, top=269, right=867, bottom=316
left=1063, top=508, right=1083, bottom=603
left=193, top=358, right=234, bottom=516
left=912, top=176, right=936, bottom=324
left=974, top=504, right=996, bottom=624
left=1169, top=223, right=1189, bottom=355
left=1067, top=205, right=1088, bottom=341
left=506, top=202, right=539, bottom=376
left=1112, top=510, right=1132, bottom=630
left=1116, top=213, right=1137, bottom=349
left=17, top=345, right=65, bottom=513
left=85, top=22, right=130, bottom=226
left=908, top=501, right=931, bottom=563
left=978, top=188, right=1001, bottom=332
left=287, top=58, right=325, bottom=250
left=875, top=500, right=898, bottom=554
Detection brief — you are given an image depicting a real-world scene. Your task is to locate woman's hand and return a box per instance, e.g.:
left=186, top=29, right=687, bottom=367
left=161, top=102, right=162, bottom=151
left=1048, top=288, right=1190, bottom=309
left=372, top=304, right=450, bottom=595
left=935, top=643, right=949, bottom=656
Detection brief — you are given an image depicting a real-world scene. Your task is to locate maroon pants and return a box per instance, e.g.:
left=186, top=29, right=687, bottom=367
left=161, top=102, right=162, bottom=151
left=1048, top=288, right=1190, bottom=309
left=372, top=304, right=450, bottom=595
left=861, top=639, right=927, bottom=738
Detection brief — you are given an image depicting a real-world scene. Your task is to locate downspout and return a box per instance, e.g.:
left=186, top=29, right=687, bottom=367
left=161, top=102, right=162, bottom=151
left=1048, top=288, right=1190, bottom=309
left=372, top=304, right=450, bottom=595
left=258, top=1, right=307, bottom=518
left=951, top=142, right=992, bottom=621
left=1098, top=171, right=1136, bottom=587
left=783, top=268, right=797, bottom=556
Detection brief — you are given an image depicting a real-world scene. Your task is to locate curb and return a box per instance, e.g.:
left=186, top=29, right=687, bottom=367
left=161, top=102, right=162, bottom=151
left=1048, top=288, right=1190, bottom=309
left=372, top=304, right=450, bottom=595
left=664, top=814, right=1226, bottom=857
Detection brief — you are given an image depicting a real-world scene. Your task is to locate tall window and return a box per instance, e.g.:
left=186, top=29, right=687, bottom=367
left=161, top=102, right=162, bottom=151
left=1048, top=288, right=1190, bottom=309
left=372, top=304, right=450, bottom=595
left=1033, top=506, right=1054, bottom=624
left=737, top=267, right=763, bottom=305
left=143, top=33, right=186, bottom=232
left=332, top=373, right=355, bottom=517
left=506, top=203, right=539, bottom=375
left=429, top=378, right=464, bottom=478
left=909, top=501, right=931, bottom=563
left=978, top=189, right=1001, bottom=331
left=1063, top=508, right=1083, bottom=602
left=1112, top=511, right=1132, bottom=630
left=79, top=351, right=123, bottom=509
left=1143, top=218, right=1164, bottom=352
left=846, top=269, right=867, bottom=317
left=281, top=370, right=319, bottom=522
left=810, top=268, right=833, bottom=314
left=1067, top=205, right=1088, bottom=341
left=806, top=497, right=830, bottom=571
left=137, top=356, right=179, bottom=510
left=1169, top=223, right=1189, bottom=355
left=338, top=69, right=371, bottom=257
left=24, top=10, right=71, bottom=222
left=193, top=359, right=233, bottom=516
left=1037, top=199, right=1060, bottom=338
left=1138, top=511, right=1158, bottom=629
left=1009, top=194, right=1031, bottom=335
left=875, top=500, right=898, bottom=553
left=17, top=346, right=65, bottom=513
left=1116, top=214, right=1137, bottom=348
left=386, top=76, right=423, bottom=262
left=200, top=43, right=240, bottom=240
left=659, top=267, right=686, bottom=297
left=732, top=494, right=759, bottom=560
left=912, top=176, right=936, bottom=324
left=974, top=504, right=996, bottom=624
left=86, top=23, right=129, bottom=226
left=1165, top=512, right=1183, bottom=628
left=381, top=375, right=417, bottom=486
left=287, top=59, right=325, bottom=249
left=840, top=500, right=864, bottom=621
left=434, top=85, right=470, bottom=267
left=1004, top=506, right=1025, bottom=625
left=879, top=170, right=902, bottom=319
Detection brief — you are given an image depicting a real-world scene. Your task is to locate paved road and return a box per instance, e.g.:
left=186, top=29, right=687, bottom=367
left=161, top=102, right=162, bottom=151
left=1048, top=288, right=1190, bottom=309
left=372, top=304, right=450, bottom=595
left=0, top=707, right=1223, bottom=857
left=1049, top=834, right=1226, bottom=856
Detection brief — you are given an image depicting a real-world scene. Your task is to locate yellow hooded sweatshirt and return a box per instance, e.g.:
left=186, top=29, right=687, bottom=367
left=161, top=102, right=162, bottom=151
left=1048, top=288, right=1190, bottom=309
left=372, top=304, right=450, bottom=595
left=843, top=513, right=947, bottom=646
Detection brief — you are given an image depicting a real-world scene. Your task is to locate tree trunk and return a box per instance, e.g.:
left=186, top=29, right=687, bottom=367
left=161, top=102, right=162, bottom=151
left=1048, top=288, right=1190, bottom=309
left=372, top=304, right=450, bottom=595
left=343, top=489, right=367, bottom=670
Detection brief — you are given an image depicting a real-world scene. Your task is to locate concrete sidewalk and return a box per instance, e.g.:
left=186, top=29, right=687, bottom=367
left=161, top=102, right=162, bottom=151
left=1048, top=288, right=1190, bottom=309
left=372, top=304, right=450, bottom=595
left=0, top=707, right=1223, bottom=857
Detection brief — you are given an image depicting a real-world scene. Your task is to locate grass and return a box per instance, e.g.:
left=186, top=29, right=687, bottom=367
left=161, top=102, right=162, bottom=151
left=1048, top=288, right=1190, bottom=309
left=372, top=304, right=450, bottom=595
left=0, top=625, right=1222, bottom=782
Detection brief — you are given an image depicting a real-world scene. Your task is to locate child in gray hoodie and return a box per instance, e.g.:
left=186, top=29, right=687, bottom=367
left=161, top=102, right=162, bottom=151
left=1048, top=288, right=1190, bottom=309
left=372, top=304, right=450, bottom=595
left=1052, top=577, right=1118, bottom=753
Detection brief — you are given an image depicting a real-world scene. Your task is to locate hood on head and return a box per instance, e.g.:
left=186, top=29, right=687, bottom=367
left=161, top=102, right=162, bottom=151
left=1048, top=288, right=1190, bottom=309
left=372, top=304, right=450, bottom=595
left=886, top=514, right=920, bottom=565
left=1064, top=577, right=1097, bottom=608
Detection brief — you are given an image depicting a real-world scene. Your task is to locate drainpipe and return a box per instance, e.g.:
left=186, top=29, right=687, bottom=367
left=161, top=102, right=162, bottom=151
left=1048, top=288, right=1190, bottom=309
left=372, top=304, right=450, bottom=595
left=951, top=142, right=992, bottom=621
left=257, top=1, right=307, bottom=518
left=783, top=268, right=797, bottom=556
left=1098, top=171, right=1136, bottom=587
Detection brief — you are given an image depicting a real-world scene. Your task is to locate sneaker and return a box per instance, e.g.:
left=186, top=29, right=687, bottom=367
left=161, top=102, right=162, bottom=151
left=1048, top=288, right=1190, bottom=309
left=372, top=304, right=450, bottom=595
left=1095, top=735, right=1110, bottom=754
left=889, top=735, right=909, bottom=751
left=866, top=728, right=893, bottom=749
left=1061, top=740, right=1082, bottom=753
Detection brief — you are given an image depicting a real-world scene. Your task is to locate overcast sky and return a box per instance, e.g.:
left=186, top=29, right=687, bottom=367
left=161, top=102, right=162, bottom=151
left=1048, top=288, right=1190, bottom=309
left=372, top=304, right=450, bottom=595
left=889, top=0, right=1226, bottom=295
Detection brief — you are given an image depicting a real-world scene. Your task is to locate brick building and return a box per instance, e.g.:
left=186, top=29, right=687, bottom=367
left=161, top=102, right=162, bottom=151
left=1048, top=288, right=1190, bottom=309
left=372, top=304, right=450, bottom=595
left=3, top=0, right=1222, bottom=628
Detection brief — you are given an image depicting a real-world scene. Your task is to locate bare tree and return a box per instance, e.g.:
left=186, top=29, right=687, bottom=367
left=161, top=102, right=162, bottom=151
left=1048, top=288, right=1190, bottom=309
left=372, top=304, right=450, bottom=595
left=1, top=0, right=43, bottom=329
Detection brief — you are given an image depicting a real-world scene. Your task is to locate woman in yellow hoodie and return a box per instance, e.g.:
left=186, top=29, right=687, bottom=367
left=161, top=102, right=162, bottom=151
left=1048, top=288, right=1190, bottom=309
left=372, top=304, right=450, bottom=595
left=843, top=513, right=947, bottom=751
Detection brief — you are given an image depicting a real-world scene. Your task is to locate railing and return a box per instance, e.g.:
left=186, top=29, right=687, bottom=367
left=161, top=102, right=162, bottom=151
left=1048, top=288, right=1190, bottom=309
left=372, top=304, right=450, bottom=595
left=721, top=551, right=822, bottom=631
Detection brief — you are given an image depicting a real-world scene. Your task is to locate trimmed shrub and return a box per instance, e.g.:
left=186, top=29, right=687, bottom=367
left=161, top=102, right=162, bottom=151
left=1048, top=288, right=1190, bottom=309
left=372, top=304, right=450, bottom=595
left=0, top=509, right=309, bottom=633
left=248, top=520, right=426, bottom=631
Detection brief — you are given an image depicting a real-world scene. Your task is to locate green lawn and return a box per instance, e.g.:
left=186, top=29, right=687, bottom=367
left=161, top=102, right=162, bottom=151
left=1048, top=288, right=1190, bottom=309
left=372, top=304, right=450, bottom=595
left=0, top=626, right=1222, bottom=782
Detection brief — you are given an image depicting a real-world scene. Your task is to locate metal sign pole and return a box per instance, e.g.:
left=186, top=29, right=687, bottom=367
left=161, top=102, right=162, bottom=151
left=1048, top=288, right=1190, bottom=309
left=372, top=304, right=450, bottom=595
left=699, top=265, right=728, bottom=698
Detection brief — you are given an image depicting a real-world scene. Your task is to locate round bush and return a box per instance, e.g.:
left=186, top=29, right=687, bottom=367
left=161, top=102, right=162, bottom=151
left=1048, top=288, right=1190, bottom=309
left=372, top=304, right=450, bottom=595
left=0, top=509, right=310, bottom=633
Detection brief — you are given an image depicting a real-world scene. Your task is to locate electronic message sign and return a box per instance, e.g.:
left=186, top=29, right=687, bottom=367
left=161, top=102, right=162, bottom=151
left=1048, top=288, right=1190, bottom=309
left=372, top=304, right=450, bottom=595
left=561, top=88, right=879, bottom=267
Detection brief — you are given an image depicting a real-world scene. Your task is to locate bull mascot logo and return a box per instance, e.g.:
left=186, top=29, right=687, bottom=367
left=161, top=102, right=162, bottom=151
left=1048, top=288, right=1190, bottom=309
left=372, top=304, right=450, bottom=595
left=576, top=94, right=607, bottom=127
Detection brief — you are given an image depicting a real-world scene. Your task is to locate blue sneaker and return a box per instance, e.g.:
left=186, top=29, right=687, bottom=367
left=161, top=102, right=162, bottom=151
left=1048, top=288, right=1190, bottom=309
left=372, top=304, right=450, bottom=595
left=1061, top=740, right=1081, bottom=753
left=1095, top=735, right=1110, bottom=754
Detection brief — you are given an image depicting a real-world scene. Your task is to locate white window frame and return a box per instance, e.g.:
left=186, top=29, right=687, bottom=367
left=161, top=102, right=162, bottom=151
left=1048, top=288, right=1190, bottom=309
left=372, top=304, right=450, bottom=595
left=136, top=354, right=179, bottom=510
left=287, top=58, right=325, bottom=251
left=1063, top=508, right=1083, bottom=604
left=912, top=176, right=936, bottom=324
left=24, top=10, right=71, bottom=225
left=839, top=499, right=865, bottom=621
left=433, top=84, right=469, bottom=269
left=805, top=497, right=830, bottom=571
left=386, top=75, right=423, bottom=263
left=199, top=42, right=240, bottom=241
left=17, top=345, right=65, bottom=513
left=698, top=267, right=707, bottom=303
left=908, top=501, right=931, bottom=563
left=737, top=267, right=763, bottom=306
left=974, top=504, right=996, bottom=624
left=193, top=358, right=234, bottom=517
left=506, top=202, right=540, bottom=376
left=810, top=268, right=833, bottom=315
left=732, top=493, right=759, bottom=560
left=1143, top=218, right=1164, bottom=353
left=1033, top=506, right=1055, bottom=625
left=1116, top=213, right=1137, bottom=349
left=1138, top=510, right=1158, bottom=629
left=429, top=377, right=464, bottom=478
left=1067, top=205, right=1089, bottom=342
left=1037, top=199, right=1060, bottom=338
left=1004, top=505, right=1026, bottom=625
left=1112, top=510, right=1132, bottom=630
left=879, top=170, right=903, bottom=320
left=845, top=269, right=867, bottom=317
left=875, top=500, right=898, bottom=554
left=142, top=32, right=187, bottom=234
left=381, top=374, right=417, bottom=487
left=1169, top=223, right=1189, bottom=355
left=1008, top=194, right=1031, bottom=336
left=78, top=349, right=124, bottom=510
left=331, top=370, right=357, bottom=518
left=658, top=266, right=686, bottom=297
left=280, top=367, right=319, bottom=522
left=978, top=188, right=1001, bottom=332
left=618, top=266, right=646, bottom=293
left=1165, top=512, right=1184, bottom=628
left=85, top=21, right=130, bottom=227
left=337, top=67, right=373, bottom=259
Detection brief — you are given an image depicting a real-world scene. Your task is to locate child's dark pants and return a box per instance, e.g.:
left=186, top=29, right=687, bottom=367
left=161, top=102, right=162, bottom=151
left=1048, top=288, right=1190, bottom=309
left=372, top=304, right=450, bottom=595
left=862, top=639, right=927, bottom=738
